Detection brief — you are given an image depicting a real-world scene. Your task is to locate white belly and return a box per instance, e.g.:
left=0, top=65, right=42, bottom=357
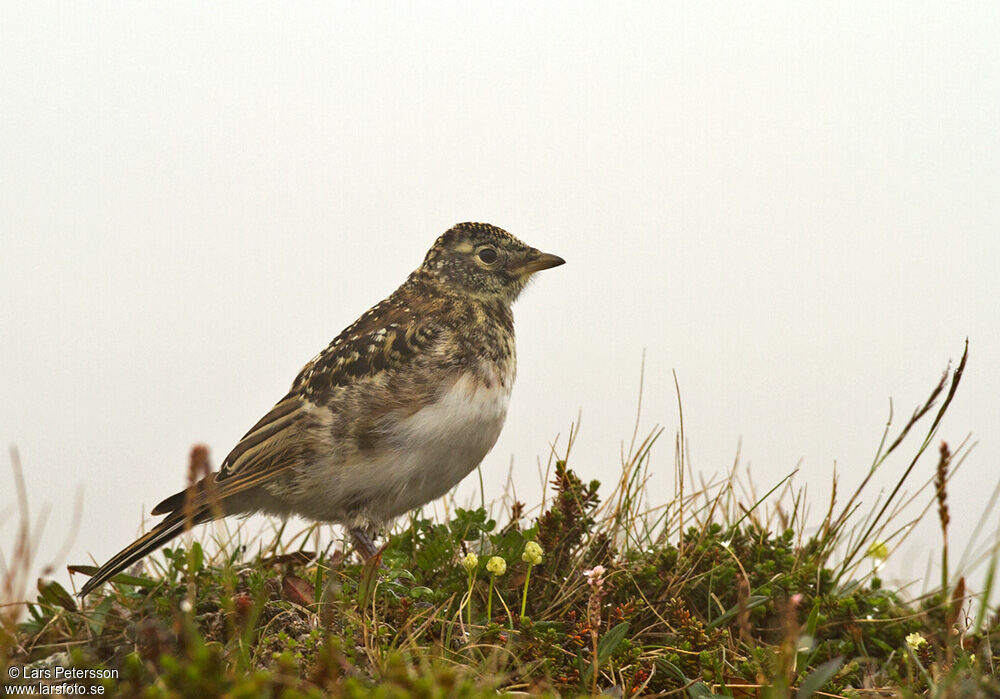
left=289, top=369, right=513, bottom=526
left=371, top=371, right=512, bottom=519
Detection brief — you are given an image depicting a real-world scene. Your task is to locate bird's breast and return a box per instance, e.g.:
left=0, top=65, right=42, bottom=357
left=394, top=366, right=512, bottom=458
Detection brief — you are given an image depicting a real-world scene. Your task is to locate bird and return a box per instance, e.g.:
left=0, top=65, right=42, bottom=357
left=79, top=222, right=564, bottom=597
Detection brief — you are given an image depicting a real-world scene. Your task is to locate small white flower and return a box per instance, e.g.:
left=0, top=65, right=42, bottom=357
left=905, top=632, right=927, bottom=650
left=461, top=552, right=479, bottom=574
left=180, top=599, right=193, bottom=613
left=487, top=556, right=507, bottom=576
left=522, top=541, right=544, bottom=565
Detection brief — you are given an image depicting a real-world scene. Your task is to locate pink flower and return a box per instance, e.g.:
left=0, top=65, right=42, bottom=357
left=583, top=565, right=607, bottom=632
left=583, top=565, right=606, bottom=588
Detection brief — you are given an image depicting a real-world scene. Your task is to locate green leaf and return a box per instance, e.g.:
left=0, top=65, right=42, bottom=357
left=18, top=605, right=50, bottom=635
left=188, top=541, right=204, bottom=573
left=655, top=658, right=689, bottom=683
left=409, top=586, right=434, bottom=599
left=706, top=595, right=769, bottom=629
left=805, top=599, right=821, bottom=637
left=111, top=572, right=158, bottom=588
left=597, top=622, right=630, bottom=663
left=381, top=582, right=408, bottom=600
left=583, top=622, right=631, bottom=685
left=37, top=578, right=77, bottom=611
left=357, top=552, right=382, bottom=607
left=796, top=656, right=843, bottom=698
left=87, top=595, right=115, bottom=636
left=18, top=617, right=47, bottom=636
left=385, top=568, right=416, bottom=582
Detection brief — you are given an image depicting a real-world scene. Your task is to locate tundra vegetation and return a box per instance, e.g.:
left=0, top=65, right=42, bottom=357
left=4, top=345, right=998, bottom=697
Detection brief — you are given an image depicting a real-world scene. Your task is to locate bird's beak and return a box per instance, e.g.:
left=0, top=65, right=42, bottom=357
left=513, top=250, right=566, bottom=275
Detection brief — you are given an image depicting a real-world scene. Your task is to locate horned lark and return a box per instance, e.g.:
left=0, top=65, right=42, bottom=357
left=80, top=222, right=564, bottom=596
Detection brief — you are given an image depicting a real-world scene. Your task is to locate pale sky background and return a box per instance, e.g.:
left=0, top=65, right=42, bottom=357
left=2, top=3, right=999, bottom=597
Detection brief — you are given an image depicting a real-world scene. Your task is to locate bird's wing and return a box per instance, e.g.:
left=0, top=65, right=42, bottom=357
left=215, top=395, right=318, bottom=484
left=215, top=303, right=443, bottom=488
left=290, top=299, right=442, bottom=397
left=149, top=395, right=321, bottom=516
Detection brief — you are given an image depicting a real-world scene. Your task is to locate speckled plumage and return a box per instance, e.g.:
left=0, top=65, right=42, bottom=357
left=80, top=222, right=564, bottom=596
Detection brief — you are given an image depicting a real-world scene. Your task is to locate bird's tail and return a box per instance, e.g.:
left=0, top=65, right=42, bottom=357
left=78, top=502, right=213, bottom=598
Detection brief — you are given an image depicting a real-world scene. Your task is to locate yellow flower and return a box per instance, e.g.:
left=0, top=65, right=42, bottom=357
left=486, top=556, right=507, bottom=576
left=866, top=541, right=889, bottom=560
left=461, top=552, right=479, bottom=574
left=905, top=632, right=927, bottom=650
left=522, top=541, right=544, bottom=565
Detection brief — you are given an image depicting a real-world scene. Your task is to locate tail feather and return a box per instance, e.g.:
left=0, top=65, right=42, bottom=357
left=151, top=475, right=220, bottom=515
left=151, top=490, right=187, bottom=516
left=78, top=509, right=205, bottom=597
left=82, top=469, right=260, bottom=596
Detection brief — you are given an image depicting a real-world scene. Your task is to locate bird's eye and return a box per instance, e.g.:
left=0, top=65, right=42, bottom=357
left=477, top=247, right=498, bottom=264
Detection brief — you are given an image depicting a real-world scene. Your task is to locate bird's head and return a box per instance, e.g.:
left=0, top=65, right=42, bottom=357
left=420, top=222, right=565, bottom=303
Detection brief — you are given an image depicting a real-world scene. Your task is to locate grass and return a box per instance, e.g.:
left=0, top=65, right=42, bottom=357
left=3, top=342, right=999, bottom=697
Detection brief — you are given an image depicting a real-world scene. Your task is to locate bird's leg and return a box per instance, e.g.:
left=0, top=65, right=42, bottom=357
left=349, top=527, right=380, bottom=561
